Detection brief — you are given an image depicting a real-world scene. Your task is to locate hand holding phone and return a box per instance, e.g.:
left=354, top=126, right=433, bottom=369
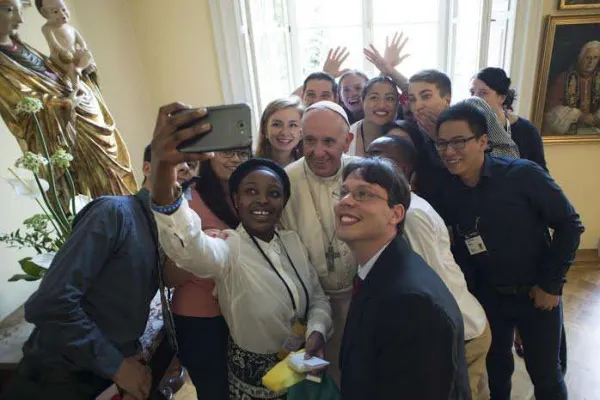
left=176, top=103, right=253, bottom=153
left=150, top=102, right=213, bottom=206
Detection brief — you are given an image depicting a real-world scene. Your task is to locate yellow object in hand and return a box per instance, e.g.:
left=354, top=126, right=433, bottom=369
left=262, top=351, right=305, bottom=393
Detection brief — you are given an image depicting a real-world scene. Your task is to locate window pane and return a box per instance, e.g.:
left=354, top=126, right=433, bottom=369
left=248, top=0, right=286, bottom=27
left=295, top=0, right=362, bottom=28
left=487, top=0, right=512, bottom=69
left=372, top=0, right=441, bottom=78
left=252, top=29, right=292, bottom=105
left=450, top=0, right=483, bottom=102
left=491, top=0, right=510, bottom=12
left=297, top=27, right=364, bottom=77
left=292, top=0, right=363, bottom=79
left=247, top=0, right=292, bottom=106
left=373, top=23, right=440, bottom=78
left=373, top=0, right=441, bottom=24
left=487, top=19, right=507, bottom=68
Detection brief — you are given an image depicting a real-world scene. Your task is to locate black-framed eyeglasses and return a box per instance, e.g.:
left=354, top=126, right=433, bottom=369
left=332, top=187, right=388, bottom=203
left=218, top=150, right=252, bottom=160
left=435, top=136, right=476, bottom=151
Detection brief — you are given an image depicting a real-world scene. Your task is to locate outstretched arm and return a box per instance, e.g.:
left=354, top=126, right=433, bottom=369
left=153, top=199, right=232, bottom=279
left=150, top=103, right=231, bottom=279
left=364, top=32, right=410, bottom=93
left=291, top=46, right=350, bottom=97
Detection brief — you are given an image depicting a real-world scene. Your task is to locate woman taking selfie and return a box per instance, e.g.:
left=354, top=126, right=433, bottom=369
left=150, top=109, right=331, bottom=399
left=163, top=147, right=251, bottom=399
left=256, top=97, right=304, bottom=167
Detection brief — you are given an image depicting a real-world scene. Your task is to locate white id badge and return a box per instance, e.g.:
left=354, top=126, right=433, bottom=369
left=465, top=233, right=487, bottom=255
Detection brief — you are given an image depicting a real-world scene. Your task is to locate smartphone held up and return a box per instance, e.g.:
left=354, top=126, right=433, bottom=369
left=176, top=103, right=253, bottom=153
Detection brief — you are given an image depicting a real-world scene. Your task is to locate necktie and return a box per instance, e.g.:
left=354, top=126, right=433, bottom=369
left=352, top=274, right=362, bottom=295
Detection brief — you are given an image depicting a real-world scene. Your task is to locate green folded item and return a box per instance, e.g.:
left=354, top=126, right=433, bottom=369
left=287, top=375, right=341, bottom=400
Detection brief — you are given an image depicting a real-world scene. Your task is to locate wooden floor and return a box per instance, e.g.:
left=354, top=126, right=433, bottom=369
left=175, top=264, right=600, bottom=400
left=556, top=265, right=600, bottom=399
left=501, top=264, right=600, bottom=400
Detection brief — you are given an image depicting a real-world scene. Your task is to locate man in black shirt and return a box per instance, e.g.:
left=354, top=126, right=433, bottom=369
left=434, top=103, right=583, bottom=400
left=406, top=69, right=519, bottom=209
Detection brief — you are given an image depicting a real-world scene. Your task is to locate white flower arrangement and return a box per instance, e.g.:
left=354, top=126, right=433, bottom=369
left=1, top=97, right=92, bottom=282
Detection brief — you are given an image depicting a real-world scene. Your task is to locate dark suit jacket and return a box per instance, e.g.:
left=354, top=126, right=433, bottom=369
left=340, top=236, right=471, bottom=399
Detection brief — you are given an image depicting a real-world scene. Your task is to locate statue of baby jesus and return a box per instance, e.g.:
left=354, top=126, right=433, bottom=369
left=36, top=0, right=94, bottom=95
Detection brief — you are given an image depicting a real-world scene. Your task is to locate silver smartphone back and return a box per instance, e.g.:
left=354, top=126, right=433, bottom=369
left=177, top=103, right=253, bottom=153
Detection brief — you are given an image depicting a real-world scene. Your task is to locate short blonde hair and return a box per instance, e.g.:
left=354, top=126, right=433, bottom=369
left=256, top=97, right=305, bottom=160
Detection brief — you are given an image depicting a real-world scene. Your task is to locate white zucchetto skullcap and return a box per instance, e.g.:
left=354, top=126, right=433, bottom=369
left=305, top=101, right=350, bottom=128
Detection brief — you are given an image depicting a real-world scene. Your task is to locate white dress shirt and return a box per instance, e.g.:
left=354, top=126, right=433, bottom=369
left=404, top=193, right=487, bottom=340
left=153, top=199, right=332, bottom=354
left=356, top=240, right=392, bottom=281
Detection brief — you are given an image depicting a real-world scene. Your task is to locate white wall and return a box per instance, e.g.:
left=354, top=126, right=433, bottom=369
left=68, top=0, right=155, bottom=180
left=129, top=0, right=224, bottom=109
left=511, top=0, right=600, bottom=250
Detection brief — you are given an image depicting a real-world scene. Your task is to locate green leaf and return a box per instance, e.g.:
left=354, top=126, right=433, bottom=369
left=19, top=257, right=47, bottom=277
left=8, top=273, right=41, bottom=282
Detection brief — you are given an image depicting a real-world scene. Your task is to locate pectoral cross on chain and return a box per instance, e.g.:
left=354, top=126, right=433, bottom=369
left=325, top=244, right=340, bottom=272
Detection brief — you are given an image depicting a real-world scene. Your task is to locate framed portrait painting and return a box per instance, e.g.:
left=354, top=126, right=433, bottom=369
left=558, top=0, right=600, bottom=10
left=532, top=14, right=600, bottom=142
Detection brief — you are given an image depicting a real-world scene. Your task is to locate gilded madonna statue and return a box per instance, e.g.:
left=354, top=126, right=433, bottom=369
left=0, top=0, right=137, bottom=202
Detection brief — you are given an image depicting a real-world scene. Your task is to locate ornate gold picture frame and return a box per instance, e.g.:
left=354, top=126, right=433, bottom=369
left=532, top=14, right=600, bottom=143
left=559, top=0, right=600, bottom=10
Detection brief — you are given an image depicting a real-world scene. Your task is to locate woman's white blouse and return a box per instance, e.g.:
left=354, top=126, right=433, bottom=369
left=153, top=199, right=332, bottom=354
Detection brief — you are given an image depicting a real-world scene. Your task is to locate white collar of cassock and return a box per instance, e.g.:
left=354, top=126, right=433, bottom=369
left=302, top=158, right=345, bottom=186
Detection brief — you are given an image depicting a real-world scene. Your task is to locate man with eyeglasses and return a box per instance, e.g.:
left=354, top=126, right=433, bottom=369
left=366, top=135, right=491, bottom=399
left=334, top=157, right=471, bottom=400
left=434, top=103, right=583, bottom=400
left=406, top=70, right=518, bottom=209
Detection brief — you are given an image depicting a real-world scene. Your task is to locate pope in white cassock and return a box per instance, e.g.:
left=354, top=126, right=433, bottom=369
left=281, top=101, right=358, bottom=386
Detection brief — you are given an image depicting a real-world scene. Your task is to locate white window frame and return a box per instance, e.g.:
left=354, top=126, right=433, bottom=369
left=482, top=0, right=518, bottom=72
left=209, top=0, right=519, bottom=125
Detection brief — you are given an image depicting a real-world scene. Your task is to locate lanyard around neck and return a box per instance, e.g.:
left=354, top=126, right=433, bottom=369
left=248, top=232, right=309, bottom=321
